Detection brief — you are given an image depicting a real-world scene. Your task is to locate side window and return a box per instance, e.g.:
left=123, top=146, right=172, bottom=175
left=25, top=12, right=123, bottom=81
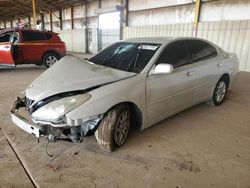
left=156, top=41, right=191, bottom=68
left=187, top=40, right=217, bottom=62
left=22, top=31, right=45, bottom=41
left=0, top=32, right=12, bottom=43
left=44, top=33, right=53, bottom=40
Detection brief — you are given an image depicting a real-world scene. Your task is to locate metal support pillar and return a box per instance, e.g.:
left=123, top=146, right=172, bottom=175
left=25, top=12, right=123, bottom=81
left=85, top=4, right=89, bottom=53
left=50, top=12, right=53, bottom=31
left=193, top=0, right=201, bottom=37
left=41, top=14, right=45, bottom=29
left=59, top=9, right=63, bottom=30
left=71, top=6, right=74, bottom=30
left=32, top=0, right=37, bottom=28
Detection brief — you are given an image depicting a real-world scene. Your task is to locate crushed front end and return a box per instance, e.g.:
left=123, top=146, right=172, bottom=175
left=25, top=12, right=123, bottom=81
left=10, top=96, right=103, bottom=142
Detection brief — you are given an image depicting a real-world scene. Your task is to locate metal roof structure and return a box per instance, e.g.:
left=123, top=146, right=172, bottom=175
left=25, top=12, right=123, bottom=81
left=0, top=0, right=93, bottom=22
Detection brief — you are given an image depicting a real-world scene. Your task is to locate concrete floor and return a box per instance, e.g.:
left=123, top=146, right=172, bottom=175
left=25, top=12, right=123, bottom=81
left=0, top=58, right=250, bottom=188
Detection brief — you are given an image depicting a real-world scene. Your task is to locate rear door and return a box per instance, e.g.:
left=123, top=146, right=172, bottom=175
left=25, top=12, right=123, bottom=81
left=185, top=40, right=218, bottom=103
left=19, top=30, right=46, bottom=64
left=0, top=31, right=15, bottom=65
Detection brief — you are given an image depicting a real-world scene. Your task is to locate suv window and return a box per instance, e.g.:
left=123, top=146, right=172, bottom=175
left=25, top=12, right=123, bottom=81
left=22, top=31, right=45, bottom=41
left=186, top=40, right=217, bottom=62
left=44, top=33, right=53, bottom=40
left=156, top=41, right=191, bottom=68
left=0, top=32, right=12, bottom=42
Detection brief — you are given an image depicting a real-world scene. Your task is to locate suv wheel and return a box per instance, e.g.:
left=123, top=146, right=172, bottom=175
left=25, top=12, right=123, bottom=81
left=43, top=53, right=58, bottom=68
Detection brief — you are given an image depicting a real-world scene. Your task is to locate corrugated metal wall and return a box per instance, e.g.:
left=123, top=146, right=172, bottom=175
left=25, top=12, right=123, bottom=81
left=58, top=28, right=99, bottom=54
left=124, top=20, right=250, bottom=72
left=59, top=29, right=86, bottom=53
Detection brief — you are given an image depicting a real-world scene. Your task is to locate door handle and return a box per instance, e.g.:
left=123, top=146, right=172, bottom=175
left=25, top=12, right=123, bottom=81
left=4, top=45, right=10, bottom=49
left=186, top=71, right=194, bottom=77
left=217, top=63, right=223, bottom=68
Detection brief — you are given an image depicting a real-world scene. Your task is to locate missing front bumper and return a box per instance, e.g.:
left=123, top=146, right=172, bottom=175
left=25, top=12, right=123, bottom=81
left=11, top=97, right=43, bottom=138
left=10, top=97, right=102, bottom=141
left=11, top=113, right=42, bottom=138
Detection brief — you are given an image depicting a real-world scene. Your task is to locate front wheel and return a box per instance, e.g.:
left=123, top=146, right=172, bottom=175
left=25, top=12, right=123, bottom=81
left=209, top=77, right=229, bottom=106
left=43, top=53, right=59, bottom=68
left=94, top=104, right=131, bottom=152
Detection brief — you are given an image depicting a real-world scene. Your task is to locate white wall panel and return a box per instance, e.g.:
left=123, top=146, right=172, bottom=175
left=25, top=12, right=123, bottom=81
left=59, top=30, right=73, bottom=51
left=87, top=1, right=98, bottom=17
left=90, top=28, right=98, bottom=54
left=129, top=4, right=194, bottom=26
left=63, top=20, right=71, bottom=30
left=5, top=21, right=11, bottom=27
left=62, top=7, right=71, bottom=20
left=123, top=23, right=193, bottom=39
left=74, top=19, right=86, bottom=29
left=59, top=29, right=86, bottom=53
left=52, top=11, right=59, bottom=22
left=44, top=23, right=50, bottom=30
left=200, top=0, right=250, bottom=22
left=129, top=0, right=194, bottom=11
left=44, top=13, right=50, bottom=23
left=72, top=29, right=86, bottom=52
left=101, top=0, right=121, bottom=8
left=74, top=5, right=86, bottom=18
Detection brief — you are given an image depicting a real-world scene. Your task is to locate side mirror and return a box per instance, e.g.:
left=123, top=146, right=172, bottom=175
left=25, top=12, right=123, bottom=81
left=149, top=63, right=174, bottom=75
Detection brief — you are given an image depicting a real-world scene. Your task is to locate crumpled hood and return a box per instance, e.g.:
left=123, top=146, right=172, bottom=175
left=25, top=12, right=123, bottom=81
left=25, top=55, right=135, bottom=102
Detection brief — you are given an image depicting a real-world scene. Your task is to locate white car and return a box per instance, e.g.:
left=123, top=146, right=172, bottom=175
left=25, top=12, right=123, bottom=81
left=11, top=37, right=239, bottom=152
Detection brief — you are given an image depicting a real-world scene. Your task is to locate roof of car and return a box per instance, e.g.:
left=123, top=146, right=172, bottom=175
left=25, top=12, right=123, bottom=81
left=123, top=37, right=217, bottom=47
left=0, top=28, right=54, bottom=34
left=123, top=37, right=174, bottom=44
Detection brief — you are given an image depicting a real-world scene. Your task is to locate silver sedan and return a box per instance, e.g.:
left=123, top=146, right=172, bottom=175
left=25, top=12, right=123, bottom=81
left=11, top=37, right=239, bottom=152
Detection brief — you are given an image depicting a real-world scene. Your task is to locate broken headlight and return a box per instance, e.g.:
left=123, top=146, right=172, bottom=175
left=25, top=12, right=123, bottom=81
left=31, top=94, right=91, bottom=123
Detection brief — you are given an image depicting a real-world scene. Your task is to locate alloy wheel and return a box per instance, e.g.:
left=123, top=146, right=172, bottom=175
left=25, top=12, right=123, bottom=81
left=46, top=56, right=57, bottom=67
left=114, top=109, right=130, bottom=146
left=215, top=81, right=227, bottom=103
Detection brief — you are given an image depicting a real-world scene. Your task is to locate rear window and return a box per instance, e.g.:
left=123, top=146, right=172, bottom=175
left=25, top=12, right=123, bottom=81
left=187, top=40, right=217, bottom=62
left=22, top=31, right=45, bottom=41
left=44, top=33, right=53, bottom=40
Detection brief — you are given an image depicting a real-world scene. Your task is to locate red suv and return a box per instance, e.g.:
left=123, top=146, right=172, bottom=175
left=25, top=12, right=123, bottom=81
left=0, top=28, right=66, bottom=68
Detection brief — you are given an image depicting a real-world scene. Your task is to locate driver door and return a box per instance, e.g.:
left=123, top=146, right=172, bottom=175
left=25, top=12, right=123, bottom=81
left=146, top=40, right=195, bottom=127
left=0, top=31, right=15, bottom=66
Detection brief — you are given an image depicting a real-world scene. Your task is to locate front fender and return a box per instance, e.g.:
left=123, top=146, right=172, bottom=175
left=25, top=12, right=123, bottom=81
left=65, top=74, right=147, bottom=127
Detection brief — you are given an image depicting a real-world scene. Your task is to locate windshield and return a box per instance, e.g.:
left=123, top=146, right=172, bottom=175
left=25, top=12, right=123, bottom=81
left=89, top=42, right=160, bottom=73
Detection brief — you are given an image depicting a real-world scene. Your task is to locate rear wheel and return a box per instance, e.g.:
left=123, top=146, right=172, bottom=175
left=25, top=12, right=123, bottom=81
left=95, top=104, right=131, bottom=152
left=43, top=53, right=59, bottom=68
left=209, top=76, right=229, bottom=106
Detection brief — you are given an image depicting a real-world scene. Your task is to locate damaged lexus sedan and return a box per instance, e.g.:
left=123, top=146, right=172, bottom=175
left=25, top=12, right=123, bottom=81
left=11, top=37, right=239, bottom=152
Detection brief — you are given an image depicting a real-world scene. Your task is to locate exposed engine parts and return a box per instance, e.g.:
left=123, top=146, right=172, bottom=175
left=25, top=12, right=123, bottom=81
left=44, top=115, right=103, bottom=143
